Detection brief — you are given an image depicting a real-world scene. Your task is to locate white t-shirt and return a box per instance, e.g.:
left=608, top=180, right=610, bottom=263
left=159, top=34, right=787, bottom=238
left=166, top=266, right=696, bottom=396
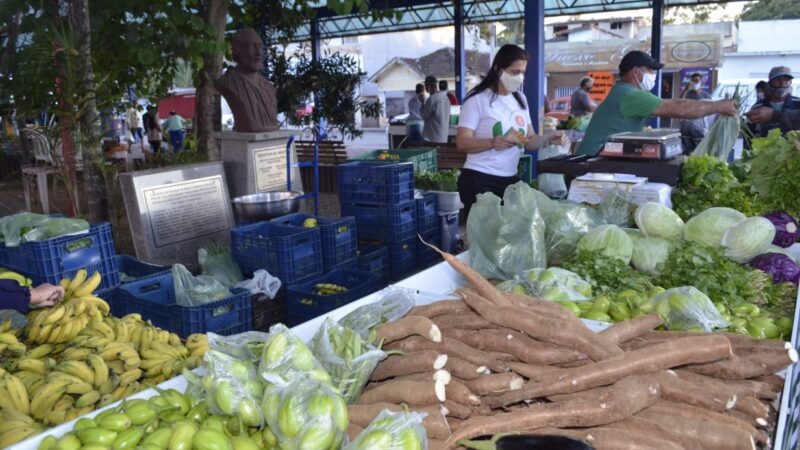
left=458, top=89, right=532, bottom=177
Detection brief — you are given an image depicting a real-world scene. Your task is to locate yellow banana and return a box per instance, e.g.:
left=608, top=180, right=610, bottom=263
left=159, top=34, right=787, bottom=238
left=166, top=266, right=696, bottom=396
left=3, top=375, right=30, bottom=416
left=24, top=343, right=55, bottom=359
left=78, top=295, right=110, bottom=316
left=118, top=368, right=142, bottom=386
left=99, top=342, right=131, bottom=361
left=65, top=269, right=88, bottom=298
left=60, top=346, right=91, bottom=361
left=98, top=374, right=120, bottom=395
left=58, top=278, right=71, bottom=292
left=64, top=380, right=94, bottom=395
left=55, top=361, right=95, bottom=385
left=14, top=358, right=47, bottom=375
left=40, top=305, right=66, bottom=325
left=0, top=425, right=42, bottom=448
left=0, top=384, right=16, bottom=411
left=113, top=321, right=130, bottom=342
left=30, top=379, right=71, bottom=420
left=43, top=409, right=69, bottom=426
left=0, top=332, right=20, bottom=345
left=86, top=319, right=115, bottom=339
left=75, top=389, right=101, bottom=408
left=121, top=313, right=142, bottom=322
left=72, top=271, right=101, bottom=298
left=87, top=354, right=109, bottom=388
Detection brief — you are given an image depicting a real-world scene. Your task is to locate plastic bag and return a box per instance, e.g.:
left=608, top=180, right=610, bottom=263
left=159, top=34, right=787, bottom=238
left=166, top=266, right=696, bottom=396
left=640, top=286, right=729, bottom=332
left=207, top=331, right=270, bottom=361
left=339, top=287, right=415, bottom=340
left=261, top=377, right=348, bottom=450
left=467, top=181, right=547, bottom=280
left=172, top=264, right=232, bottom=307
left=598, top=188, right=633, bottom=227
left=345, top=408, right=428, bottom=450
left=235, top=269, right=282, bottom=299
left=198, top=241, right=243, bottom=288
left=541, top=201, right=604, bottom=266
left=0, top=309, right=27, bottom=332
left=258, top=323, right=333, bottom=386
left=0, top=213, right=46, bottom=246
left=21, top=217, right=90, bottom=244
left=537, top=145, right=569, bottom=199
left=310, top=318, right=387, bottom=404
left=631, top=236, right=672, bottom=275
left=201, top=349, right=265, bottom=427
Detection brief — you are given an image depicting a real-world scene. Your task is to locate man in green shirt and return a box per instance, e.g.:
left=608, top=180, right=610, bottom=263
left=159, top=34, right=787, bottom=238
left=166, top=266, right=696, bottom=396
left=577, top=51, right=737, bottom=156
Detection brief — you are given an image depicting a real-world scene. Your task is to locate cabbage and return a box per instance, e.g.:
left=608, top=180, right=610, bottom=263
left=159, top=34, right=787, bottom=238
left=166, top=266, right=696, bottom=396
left=720, top=217, right=776, bottom=263
left=577, top=224, right=633, bottom=264
left=750, top=253, right=800, bottom=285
left=683, top=207, right=746, bottom=248
left=762, top=244, right=798, bottom=263
left=631, top=237, right=672, bottom=275
left=634, top=202, right=685, bottom=241
left=762, top=211, right=800, bottom=248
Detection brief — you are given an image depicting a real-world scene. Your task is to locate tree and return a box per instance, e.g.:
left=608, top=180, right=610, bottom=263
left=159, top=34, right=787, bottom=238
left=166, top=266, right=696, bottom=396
left=664, top=4, right=727, bottom=24
left=195, top=0, right=228, bottom=162
left=740, top=0, right=800, bottom=21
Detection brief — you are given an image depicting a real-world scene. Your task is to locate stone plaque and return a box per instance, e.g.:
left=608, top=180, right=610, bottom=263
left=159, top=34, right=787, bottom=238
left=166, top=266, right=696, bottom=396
left=252, top=145, right=287, bottom=192
left=142, top=176, right=229, bottom=248
left=119, top=162, right=235, bottom=269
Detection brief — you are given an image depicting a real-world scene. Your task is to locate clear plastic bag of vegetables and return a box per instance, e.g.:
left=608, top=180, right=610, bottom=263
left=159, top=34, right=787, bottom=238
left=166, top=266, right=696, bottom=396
left=198, top=241, right=243, bottom=288
left=201, top=349, right=265, bottom=427
left=467, top=181, right=547, bottom=280
left=524, top=267, right=593, bottom=301
left=258, top=323, right=333, bottom=386
left=640, top=286, right=729, bottom=332
left=542, top=201, right=604, bottom=266
left=339, top=286, right=415, bottom=341
left=598, top=188, right=634, bottom=227
left=577, top=224, right=634, bottom=264
left=344, top=407, right=428, bottom=450
left=172, top=263, right=232, bottom=307
left=310, top=318, right=388, bottom=404
left=207, top=331, right=270, bottom=361
left=261, top=376, right=348, bottom=450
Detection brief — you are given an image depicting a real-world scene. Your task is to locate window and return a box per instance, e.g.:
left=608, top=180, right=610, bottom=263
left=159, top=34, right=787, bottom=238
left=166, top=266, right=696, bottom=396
left=553, top=25, right=568, bottom=35
left=342, top=36, right=358, bottom=45
left=610, top=22, right=623, bottom=30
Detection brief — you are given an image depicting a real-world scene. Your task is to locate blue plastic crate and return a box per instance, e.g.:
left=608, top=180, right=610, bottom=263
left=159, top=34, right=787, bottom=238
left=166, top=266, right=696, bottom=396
left=286, top=269, right=380, bottom=326
left=387, top=237, right=417, bottom=282
left=118, top=274, right=252, bottom=338
left=0, top=223, right=118, bottom=291
left=416, top=192, right=439, bottom=232
left=357, top=244, right=388, bottom=285
left=338, top=161, right=415, bottom=206
left=270, top=213, right=357, bottom=273
left=341, top=201, right=416, bottom=242
left=231, top=221, right=323, bottom=285
left=116, top=255, right=170, bottom=283
left=440, top=211, right=460, bottom=254
left=417, top=227, right=442, bottom=269
left=336, top=257, right=359, bottom=270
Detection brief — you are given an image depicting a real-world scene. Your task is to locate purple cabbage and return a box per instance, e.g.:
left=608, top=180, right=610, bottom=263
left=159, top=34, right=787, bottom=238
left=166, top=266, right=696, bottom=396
left=750, top=253, right=800, bottom=285
left=763, top=211, right=800, bottom=248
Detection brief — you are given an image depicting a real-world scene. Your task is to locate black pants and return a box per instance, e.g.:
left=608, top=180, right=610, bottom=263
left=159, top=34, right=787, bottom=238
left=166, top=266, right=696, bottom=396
left=457, top=168, right=520, bottom=220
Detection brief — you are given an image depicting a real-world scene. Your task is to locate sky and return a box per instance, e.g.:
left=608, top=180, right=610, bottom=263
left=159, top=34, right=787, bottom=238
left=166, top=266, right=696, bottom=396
left=545, top=1, right=752, bottom=24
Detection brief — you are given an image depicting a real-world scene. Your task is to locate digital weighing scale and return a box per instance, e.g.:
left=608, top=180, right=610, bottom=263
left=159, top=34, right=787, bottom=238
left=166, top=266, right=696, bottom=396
left=599, top=129, right=683, bottom=160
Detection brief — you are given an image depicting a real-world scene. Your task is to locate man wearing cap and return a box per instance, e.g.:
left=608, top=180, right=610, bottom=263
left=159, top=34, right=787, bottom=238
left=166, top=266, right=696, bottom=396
left=421, top=75, right=452, bottom=143
left=746, top=66, right=800, bottom=136
left=576, top=51, right=737, bottom=156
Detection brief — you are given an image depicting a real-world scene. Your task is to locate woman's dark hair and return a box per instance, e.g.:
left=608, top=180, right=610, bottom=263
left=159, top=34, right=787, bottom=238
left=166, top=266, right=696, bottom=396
left=464, top=44, right=528, bottom=109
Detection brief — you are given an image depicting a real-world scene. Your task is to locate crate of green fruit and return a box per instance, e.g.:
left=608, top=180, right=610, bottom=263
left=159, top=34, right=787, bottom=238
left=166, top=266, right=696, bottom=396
left=349, top=149, right=437, bottom=174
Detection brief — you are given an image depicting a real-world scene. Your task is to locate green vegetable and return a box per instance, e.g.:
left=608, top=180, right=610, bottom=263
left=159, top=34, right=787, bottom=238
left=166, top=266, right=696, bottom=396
left=630, top=236, right=672, bottom=275
left=720, top=217, right=775, bottom=263
left=647, top=286, right=729, bottom=331
left=672, top=155, right=760, bottom=220
left=748, top=129, right=800, bottom=218
left=576, top=224, right=634, bottom=264
left=683, top=207, right=746, bottom=248
left=634, top=203, right=685, bottom=241
left=344, top=408, right=425, bottom=450
left=414, top=169, right=460, bottom=192
left=693, top=84, right=743, bottom=161
left=562, top=250, right=653, bottom=296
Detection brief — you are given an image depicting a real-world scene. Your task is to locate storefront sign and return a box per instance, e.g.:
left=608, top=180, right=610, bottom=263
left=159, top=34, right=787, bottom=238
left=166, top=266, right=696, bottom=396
left=545, top=34, right=722, bottom=73
left=587, top=71, right=615, bottom=103
left=678, top=67, right=713, bottom=94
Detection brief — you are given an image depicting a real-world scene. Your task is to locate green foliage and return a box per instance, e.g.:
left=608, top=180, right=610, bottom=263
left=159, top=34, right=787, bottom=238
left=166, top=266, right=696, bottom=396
left=748, top=130, right=800, bottom=218
left=672, top=155, right=761, bottom=220
left=415, top=170, right=460, bottom=192
left=741, top=0, right=800, bottom=21
left=561, top=250, right=653, bottom=296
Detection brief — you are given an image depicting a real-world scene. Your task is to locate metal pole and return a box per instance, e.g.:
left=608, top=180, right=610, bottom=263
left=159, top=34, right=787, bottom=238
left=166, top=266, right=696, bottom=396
left=454, top=0, right=466, bottom=102
left=523, top=0, right=545, bottom=135
left=651, top=0, right=664, bottom=128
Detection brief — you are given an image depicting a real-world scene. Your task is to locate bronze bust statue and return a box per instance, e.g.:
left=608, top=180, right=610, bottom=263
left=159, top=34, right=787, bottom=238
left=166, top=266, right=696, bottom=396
left=215, top=29, right=279, bottom=132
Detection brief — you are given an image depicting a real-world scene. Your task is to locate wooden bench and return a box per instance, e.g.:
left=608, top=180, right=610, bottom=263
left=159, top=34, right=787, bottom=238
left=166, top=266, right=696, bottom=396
left=406, top=143, right=465, bottom=170
left=295, top=140, right=348, bottom=193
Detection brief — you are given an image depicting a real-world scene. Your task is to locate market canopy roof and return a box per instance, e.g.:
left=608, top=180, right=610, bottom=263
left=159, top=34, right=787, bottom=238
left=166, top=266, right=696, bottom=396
left=291, top=0, right=745, bottom=40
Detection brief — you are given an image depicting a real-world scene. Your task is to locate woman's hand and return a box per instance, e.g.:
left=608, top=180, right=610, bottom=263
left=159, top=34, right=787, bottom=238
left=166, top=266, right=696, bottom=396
left=492, top=135, right=518, bottom=150
left=29, top=283, right=65, bottom=308
left=548, top=131, right=569, bottom=146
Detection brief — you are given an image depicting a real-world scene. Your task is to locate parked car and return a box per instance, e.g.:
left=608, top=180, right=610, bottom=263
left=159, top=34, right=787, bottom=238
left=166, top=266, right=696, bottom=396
left=546, top=96, right=571, bottom=122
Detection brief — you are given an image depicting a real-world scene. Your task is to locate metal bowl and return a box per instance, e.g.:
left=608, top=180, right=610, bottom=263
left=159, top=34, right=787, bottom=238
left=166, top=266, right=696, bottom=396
left=232, top=191, right=302, bottom=222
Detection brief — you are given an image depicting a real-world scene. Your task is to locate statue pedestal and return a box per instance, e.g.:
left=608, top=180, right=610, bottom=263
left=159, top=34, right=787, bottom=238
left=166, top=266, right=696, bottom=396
left=215, top=130, right=303, bottom=200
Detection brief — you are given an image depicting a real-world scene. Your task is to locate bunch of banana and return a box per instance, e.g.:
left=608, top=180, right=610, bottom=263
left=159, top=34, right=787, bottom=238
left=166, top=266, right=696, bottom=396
left=0, top=320, right=26, bottom=356
left=0, top=372, right=31, bottom=415
left=140, top=341, right=189, bottom=384
left=0, top=408, right=44, bottom=448
left=58, top=269, right=103, bottom=303
left=314, top=283, right=348, bottom=295
left=185, top=333, right=210, bottom=368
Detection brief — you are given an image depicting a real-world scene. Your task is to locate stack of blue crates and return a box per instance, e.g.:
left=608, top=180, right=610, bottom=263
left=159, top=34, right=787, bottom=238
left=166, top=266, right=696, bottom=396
left=338, top=161, right=418, bottom=281
left=270, top=213, right=357, bottom=273
left=416, top=192, right=441, bottom=269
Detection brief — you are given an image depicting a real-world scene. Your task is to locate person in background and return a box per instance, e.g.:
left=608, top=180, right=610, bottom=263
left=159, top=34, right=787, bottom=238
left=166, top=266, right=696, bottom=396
left=440, top=80, right=459, bottom=106
left=570, top=76, right=597, bottom=117
left=543, top=95, right=552, bottom=114
left=0, top=280, right=64, bottom=314
left=421, top=75, right=452, bottom=144
left=660, top=78, right=672, bottom=99
left=143, top=106, right=162, bottom=153
left=126, top=106, right=143, bottom=145
left=455, top=44, right=567, bottom=218
left=755, top=80, right=768, bottom=102
left=406, top=83, right=426, bottom=144
left=576, top=51, right=737, bottom=156
left=164, top=110, right=186, bottom=152
left=746, top=66, right=800, bottom=137
left=680, top=73, right=711, bottom=100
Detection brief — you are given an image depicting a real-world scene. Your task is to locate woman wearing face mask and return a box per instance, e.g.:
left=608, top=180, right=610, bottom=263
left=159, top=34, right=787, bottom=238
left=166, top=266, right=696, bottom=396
left=456, top=44, right=567, bottom=219
left=576, top=50, right=737, bottom=157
